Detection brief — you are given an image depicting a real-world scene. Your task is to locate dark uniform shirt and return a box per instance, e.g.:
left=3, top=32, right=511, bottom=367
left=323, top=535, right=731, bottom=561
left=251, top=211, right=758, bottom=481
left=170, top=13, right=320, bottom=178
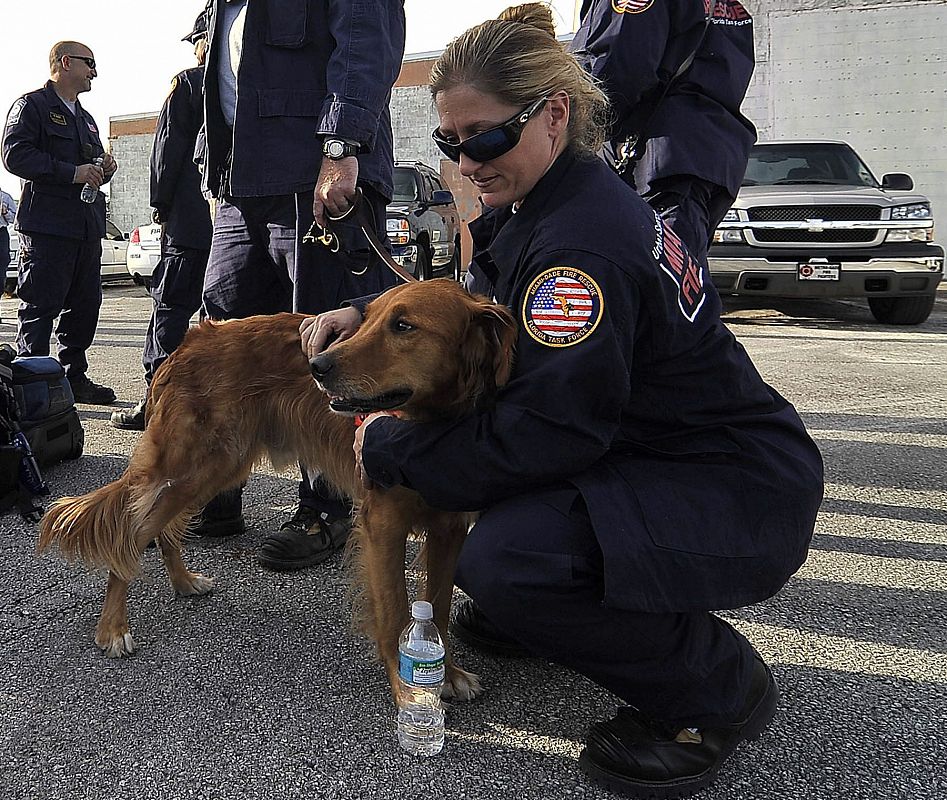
left=362, top=151, right=824, bottom=613
left=201, top=0, right=406, bottom=200
left=2, top=81, right=107, bottom=240
left=570, top=0, right=757, bottom=197
left=151, top=66, right=212, bottom=250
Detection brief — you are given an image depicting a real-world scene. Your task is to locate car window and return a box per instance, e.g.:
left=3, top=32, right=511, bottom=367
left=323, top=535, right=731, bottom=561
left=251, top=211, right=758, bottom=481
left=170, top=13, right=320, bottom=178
left=743, top=144, right=880, bottom=188
left=392, top=168, right=418, bottom=202
left=105, top=220, right=124, bottom=240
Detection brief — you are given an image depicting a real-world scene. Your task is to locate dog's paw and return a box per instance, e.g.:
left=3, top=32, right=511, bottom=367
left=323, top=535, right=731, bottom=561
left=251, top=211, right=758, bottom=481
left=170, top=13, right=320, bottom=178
left=175, top=573, right=215, bottom=597
left=96, top=630, right=137, bottom=658
left=443, top=665, right=482, bottom=702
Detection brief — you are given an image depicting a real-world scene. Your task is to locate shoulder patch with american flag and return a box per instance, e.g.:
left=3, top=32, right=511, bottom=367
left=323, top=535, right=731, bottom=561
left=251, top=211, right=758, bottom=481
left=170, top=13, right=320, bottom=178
left=612, top=0, right=655, bottom=14
left=522, top=267, right=603, bottom=348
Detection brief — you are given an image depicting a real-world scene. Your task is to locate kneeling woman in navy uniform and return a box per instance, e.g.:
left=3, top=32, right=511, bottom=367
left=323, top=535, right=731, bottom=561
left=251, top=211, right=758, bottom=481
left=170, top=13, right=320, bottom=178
left=305, top=4, right=823, bottom=796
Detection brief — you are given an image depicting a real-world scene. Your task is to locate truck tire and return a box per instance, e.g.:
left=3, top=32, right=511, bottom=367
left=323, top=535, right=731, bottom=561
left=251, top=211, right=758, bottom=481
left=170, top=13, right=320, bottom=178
left=867, top=294, right=936, bottom=325
left=415, top=245, right=432, bottom=281
left=449, top=238, right=462, bottom=283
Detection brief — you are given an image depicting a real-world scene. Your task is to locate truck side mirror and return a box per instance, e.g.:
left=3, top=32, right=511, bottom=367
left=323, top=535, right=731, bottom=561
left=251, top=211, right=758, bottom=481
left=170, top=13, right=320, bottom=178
left=881, top=173, right=914, bottom=191
left=429, top=189, right=454, bottom=206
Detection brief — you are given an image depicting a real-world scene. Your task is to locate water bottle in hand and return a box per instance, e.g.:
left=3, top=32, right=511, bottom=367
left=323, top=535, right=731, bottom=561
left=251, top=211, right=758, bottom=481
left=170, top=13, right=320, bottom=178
left=397, top=600, right=445, bottom=756
left=80, top=156, right=104, bottom=204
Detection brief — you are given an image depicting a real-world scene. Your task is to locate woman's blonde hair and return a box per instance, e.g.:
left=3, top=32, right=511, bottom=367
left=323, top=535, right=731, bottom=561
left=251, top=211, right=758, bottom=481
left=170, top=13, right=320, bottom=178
left=430, top=3, right=610, bottom=157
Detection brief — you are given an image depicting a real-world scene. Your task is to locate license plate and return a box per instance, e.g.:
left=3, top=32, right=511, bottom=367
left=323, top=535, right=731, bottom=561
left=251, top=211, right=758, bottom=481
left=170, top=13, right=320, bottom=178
left=797, top=261, right=840, bottom=281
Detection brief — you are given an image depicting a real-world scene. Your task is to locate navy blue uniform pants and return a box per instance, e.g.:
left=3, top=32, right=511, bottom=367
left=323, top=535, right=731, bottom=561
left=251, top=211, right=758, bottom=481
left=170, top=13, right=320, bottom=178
left=640, top=176, right=735, bottom=267
left=455, top=485, right=757, bottom=727
left=202, top=188, right=398, bottom=516
left=143, top=240, right=209, bottom=384
left=15, top=231, right=102, bottom=380
left=0, top=227, right=10, bottom=275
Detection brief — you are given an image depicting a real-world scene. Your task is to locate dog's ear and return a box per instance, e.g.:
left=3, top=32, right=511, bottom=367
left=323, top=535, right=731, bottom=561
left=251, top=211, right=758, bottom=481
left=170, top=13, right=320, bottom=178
left=459, top=297, right=517, bottom=409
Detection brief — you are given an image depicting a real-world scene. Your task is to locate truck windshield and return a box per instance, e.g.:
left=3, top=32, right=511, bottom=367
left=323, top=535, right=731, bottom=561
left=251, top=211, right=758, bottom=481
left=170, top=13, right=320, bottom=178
left=742, top=144, right=880, bottom=188
left=392, top=168, right=418, bottom=201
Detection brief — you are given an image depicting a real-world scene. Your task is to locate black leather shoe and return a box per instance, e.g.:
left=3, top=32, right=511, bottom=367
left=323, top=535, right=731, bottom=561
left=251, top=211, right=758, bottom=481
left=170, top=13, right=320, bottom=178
left=258, top=505, right=351, bottom=571
left=450, top=599, right=529, bottom=657
left=579, top=656, right=779, bottom=799
left=69, top=375, right=116, bottom=405
left=110, top=398, right=147, bottom=431
left=192, top=486, right=245, bottom=538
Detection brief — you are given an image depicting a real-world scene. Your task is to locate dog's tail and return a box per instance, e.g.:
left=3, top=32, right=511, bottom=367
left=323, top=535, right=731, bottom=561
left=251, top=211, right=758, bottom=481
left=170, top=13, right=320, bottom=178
left=37, top=475, right=190, bottom=581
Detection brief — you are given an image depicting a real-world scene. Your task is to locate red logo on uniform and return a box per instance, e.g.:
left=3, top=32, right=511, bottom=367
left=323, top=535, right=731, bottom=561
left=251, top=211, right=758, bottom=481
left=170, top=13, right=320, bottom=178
left=651, top=215, right=706, bottom=322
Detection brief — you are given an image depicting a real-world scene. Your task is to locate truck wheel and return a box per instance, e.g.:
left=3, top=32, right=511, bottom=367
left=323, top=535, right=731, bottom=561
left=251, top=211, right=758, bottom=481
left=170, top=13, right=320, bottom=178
left=415, top=246, right=432, bottom=281
left=867, top=295, right=936, bottom=325
left=449, top=240, right=462, bottom=283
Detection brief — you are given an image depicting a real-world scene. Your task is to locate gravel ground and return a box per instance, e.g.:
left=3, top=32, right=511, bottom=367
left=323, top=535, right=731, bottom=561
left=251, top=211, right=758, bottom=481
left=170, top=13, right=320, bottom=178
left=0, top=284, right=944, bottom=800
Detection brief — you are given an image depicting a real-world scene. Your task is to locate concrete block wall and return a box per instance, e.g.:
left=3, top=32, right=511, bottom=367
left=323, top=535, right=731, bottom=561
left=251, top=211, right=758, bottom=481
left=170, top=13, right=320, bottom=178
left=108, top=131, right=155, bottom=235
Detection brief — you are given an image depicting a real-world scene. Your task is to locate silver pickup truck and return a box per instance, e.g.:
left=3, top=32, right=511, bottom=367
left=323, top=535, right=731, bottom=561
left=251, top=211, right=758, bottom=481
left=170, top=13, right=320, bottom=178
left=709, top=140, right=944, bottom=324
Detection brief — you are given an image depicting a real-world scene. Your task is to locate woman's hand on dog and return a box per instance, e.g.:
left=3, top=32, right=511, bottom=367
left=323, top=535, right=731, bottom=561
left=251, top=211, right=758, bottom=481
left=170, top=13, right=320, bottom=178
left=299, top=307, right=363, bottom=357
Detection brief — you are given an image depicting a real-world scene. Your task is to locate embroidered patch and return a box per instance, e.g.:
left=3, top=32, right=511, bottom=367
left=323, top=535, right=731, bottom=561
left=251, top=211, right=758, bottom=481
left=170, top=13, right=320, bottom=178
left=49, top=111, right=68, bottom=126
left=6, top=98, right=26, bottom=127
left=522, top=267, right=603, bottom=347
left=87, top=121, right=98, bottom=133
left=651, top=213, right=706, bottom=322
left=612, top=0, right=655, bottom=13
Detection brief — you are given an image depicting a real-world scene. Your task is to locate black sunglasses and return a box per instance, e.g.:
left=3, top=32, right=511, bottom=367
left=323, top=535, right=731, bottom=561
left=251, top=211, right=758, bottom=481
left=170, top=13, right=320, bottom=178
left=65, top=55, right=96, bottom=70
left=432, top=97, right=548, bottom=163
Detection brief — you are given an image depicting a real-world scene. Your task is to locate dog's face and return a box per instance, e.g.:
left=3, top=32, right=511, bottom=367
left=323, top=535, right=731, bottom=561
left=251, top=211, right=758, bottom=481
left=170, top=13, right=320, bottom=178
left=311, top=279, right=516, bottom=421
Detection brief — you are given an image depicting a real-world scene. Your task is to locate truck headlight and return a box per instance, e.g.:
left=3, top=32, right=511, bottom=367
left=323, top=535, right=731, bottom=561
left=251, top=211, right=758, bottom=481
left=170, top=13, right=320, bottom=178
left=890, top=203, right=931, bottom=219
left=886, top=227, right=934, bottom=242
left=713, top=229, right=745, bottom=244
left=386, top=218, right=410, bottom=245
left=721, top=208, right=740, bottom=222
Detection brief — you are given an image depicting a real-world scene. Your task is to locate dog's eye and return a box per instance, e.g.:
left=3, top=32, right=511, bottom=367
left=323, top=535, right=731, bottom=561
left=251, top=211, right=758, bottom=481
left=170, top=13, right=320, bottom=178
left=392, top=318, right=414, bottom=333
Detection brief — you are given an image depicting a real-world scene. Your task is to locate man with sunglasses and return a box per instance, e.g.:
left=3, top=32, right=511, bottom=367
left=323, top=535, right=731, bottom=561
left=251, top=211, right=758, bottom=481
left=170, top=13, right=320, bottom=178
left=570, top=0, right=756, bottom=266
left=2, top=41, right=118, bottom=405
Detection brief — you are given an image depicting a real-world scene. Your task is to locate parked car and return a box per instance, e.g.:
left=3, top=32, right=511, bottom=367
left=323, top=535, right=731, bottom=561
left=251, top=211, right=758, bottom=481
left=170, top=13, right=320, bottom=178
left=125, top=222, right=162, bottom=288
left=5, top=219, right=130, bottom=294
left=709, top=140, right=944, bottom=325
left=386, top=162, right=461, bottom=281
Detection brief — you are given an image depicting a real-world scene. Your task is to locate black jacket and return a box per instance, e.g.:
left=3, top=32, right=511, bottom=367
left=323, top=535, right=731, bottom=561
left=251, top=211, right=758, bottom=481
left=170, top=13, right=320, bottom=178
left=151, top=66, right=212, bottom=250
left=571, top=0, right=757, bottom=197
left=2, top=81, right=107, bottom=240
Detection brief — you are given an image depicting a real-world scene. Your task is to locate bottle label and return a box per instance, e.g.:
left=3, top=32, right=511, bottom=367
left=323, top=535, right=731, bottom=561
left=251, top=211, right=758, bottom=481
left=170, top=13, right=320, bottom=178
left=398, top=651, right=445, bottom=686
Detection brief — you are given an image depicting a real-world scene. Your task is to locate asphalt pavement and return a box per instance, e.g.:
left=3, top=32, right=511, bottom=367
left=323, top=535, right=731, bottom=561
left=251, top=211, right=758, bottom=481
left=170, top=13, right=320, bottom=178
left=0, top=283, right=945, bottom=800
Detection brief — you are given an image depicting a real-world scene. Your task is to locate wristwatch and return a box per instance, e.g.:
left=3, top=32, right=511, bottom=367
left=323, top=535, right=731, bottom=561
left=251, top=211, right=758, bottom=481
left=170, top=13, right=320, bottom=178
left=323, top=138, right=359, bottom=160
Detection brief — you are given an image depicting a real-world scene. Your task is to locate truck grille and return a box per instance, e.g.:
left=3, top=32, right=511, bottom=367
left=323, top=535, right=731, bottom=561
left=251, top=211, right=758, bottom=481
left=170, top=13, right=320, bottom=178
left=748, top=206, right=882, bottom=222
left=753, top=229, right=879, bottom=244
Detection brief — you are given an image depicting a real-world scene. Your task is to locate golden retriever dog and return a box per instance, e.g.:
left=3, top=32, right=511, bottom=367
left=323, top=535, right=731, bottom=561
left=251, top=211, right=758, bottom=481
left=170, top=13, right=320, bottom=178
left=38, top=279, right=517, bottom=704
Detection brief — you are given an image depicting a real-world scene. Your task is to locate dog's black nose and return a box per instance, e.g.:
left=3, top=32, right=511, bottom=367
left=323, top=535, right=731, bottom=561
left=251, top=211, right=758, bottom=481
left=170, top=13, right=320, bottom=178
left=310, top=352, right=334, bottom=378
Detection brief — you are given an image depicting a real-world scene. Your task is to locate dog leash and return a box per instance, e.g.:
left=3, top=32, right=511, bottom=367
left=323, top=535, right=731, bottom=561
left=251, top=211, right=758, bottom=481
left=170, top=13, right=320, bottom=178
left=303, top=188, right=417, bottom=283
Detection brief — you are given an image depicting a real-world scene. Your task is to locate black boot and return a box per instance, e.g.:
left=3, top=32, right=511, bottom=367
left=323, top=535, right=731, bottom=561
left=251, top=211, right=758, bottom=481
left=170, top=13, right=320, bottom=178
left=579, top=656, right=779, bottom=798
left=192, top=486, right=245, bottom=538
left=69, top=374, right=116, bottom=405
left=258, top=504, right=351, bottom=571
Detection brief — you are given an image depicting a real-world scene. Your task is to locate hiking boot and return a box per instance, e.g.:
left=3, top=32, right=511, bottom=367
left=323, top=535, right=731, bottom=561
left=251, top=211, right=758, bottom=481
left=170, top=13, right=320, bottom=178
left=579, top=656, right=779, bottom=798
left=258, top=504, right=351, bottom=572
left=69, top=375, right=116, bottom=405
left=192, top=486, right=245, bottom=538
left=450, top=599, right=529, bottom=657
left=110, top=398, right=147, bottom=431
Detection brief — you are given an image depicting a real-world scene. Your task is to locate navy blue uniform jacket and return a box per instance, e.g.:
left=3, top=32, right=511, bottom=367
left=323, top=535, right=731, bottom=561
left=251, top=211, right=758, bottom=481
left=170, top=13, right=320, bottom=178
left=151, top=66, right=212, bottom=251
left=362, top=152, right=824, bottom=613
left=571, top=0, right=756, bottom=197
left=202, top=0, right=406, bottom=200
left=2, top=81, right=107, bottom=240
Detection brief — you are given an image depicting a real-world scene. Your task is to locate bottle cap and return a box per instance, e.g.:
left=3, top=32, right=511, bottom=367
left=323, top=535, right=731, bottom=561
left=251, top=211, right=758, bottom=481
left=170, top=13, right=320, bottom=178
left=411, top=600, right=433, bottom=620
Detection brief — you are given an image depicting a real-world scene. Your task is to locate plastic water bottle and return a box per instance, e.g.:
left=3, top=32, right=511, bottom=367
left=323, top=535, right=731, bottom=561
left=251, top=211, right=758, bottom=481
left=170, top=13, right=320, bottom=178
left=80, top=156, right=104, bottom=204
left=397, top=600, right=445, bottom=756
